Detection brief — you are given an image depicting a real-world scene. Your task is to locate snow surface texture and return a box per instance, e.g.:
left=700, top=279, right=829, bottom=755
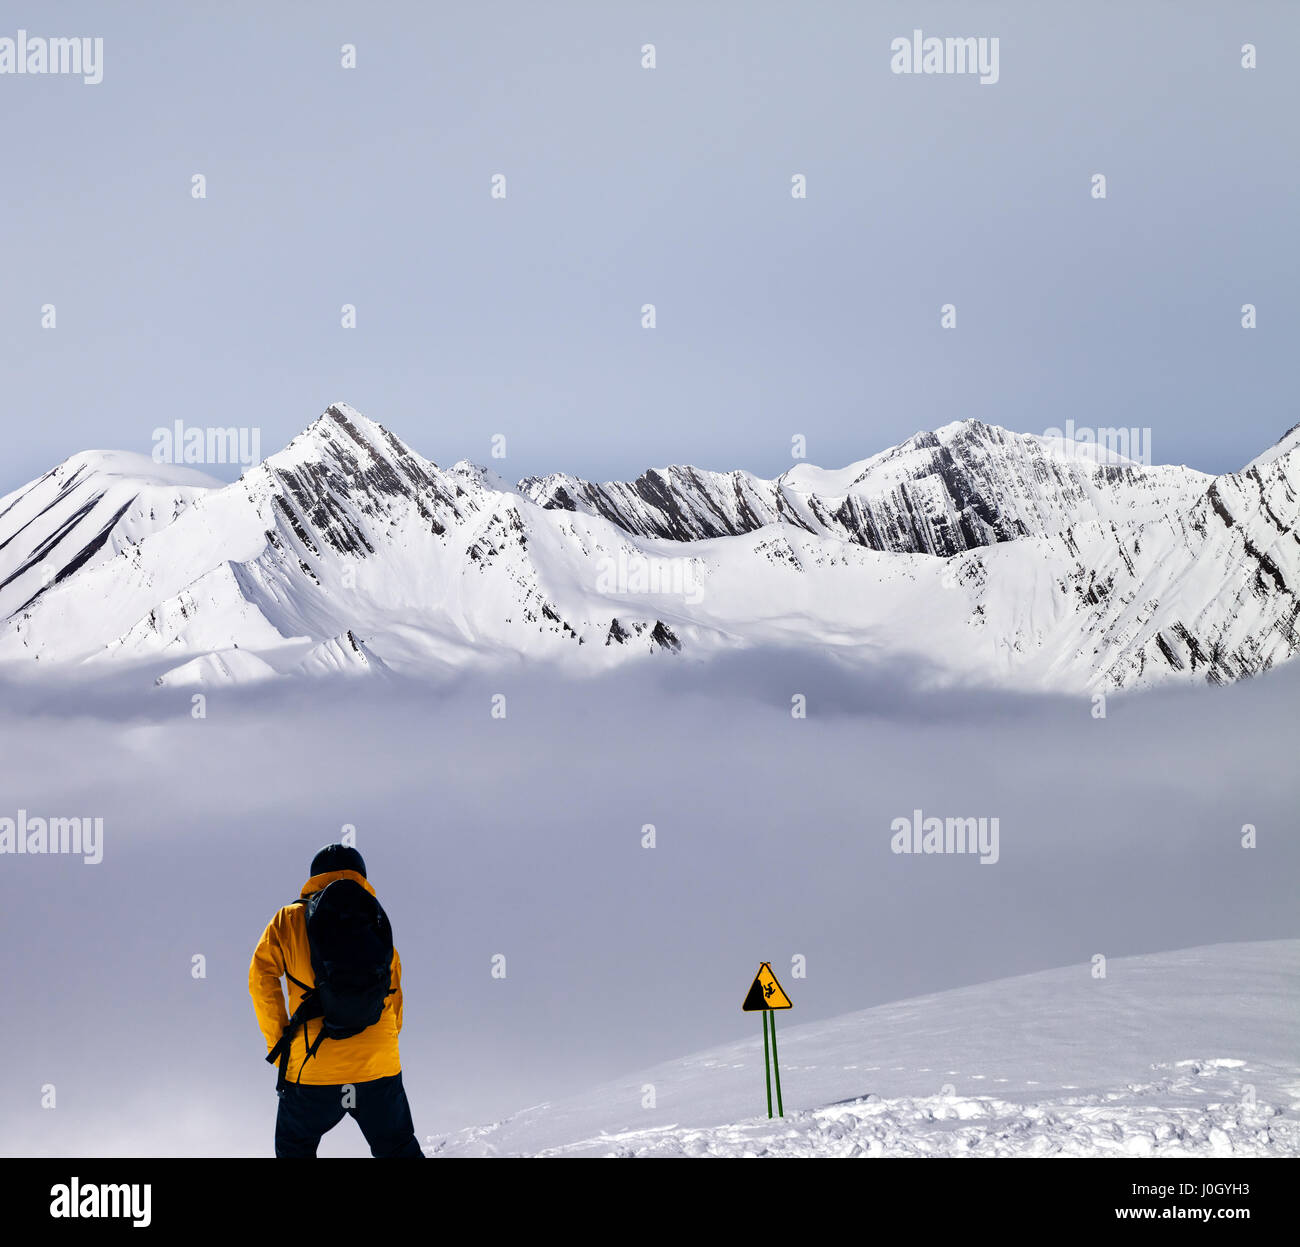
left=1, top=404, right=1297, bottom=693
left=437, top=942, right=1300, bottom=1158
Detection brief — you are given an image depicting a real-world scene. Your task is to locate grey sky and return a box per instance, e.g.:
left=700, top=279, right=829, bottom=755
left=4, top=1, right=1297, bottom=487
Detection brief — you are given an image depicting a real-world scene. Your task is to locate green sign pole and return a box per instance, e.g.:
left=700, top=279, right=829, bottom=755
left=744, top=962, right=791, bottom=1120
left=762, top=1011, right=773, bottom=1118
left=769, top=1010, right=784, bottom=1118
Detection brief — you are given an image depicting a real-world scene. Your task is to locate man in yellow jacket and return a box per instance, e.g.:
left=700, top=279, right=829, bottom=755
left=249, top=844, right=424, bottom=1157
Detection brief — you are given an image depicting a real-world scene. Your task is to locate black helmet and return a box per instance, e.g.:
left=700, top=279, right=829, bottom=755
left=309, top=843, right=367, bottom=879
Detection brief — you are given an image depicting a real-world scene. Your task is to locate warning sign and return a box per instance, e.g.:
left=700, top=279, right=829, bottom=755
left=742, top=961, right=792, bottom=1011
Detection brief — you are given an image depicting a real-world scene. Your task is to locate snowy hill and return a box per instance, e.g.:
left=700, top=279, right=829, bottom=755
left=436, top=942, right=1300, bottom=1158
left=0, top=403, right=1296, bottom=693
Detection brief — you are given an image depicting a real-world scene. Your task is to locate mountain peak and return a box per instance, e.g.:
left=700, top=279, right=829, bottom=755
left=305, top=400, right=394, bottom=447
left=1243, top=421, right=1300, bottom=474
left=266, top=403, right=427, bottom=479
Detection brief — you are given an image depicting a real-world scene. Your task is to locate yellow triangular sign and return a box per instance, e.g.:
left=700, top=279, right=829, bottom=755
left=742, top=961, right=792, bottom=1011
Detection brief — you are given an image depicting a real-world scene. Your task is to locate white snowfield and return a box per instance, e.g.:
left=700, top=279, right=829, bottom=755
left=436, top=942, right=1300, bottom=1158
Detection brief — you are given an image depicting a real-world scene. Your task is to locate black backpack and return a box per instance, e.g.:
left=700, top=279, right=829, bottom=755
left=266, top=878, right=395, bottom=1091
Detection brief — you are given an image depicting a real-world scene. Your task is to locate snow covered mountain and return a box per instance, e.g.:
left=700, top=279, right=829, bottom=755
left=0, top=452, right=220, bottom=623
left=0, top=403, right=1296, bottom=693
left=436, top=941, right=1300, bottom=1158
left=521, top=420, right=1200, bottom=556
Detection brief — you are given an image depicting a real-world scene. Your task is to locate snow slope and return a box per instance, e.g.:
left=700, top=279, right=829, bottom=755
left=436, top=941, right=1300, bottom=1158
left=0, top=451, right=220, bottom=622
left=0, top=404, right=1296, bottom=694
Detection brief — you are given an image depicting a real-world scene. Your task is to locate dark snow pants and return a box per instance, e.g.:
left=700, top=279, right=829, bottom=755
left=274, top=1072, right=425, bottom=1157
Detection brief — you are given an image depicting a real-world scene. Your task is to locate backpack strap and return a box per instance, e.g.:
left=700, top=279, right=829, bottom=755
left=295, top=1020, right=330, bottom=1085
left=267, top=992, right=324, bottom=1092
left=264, top=899, right=325, bottom=1092
left=268, top=950, right=321, bottom=1091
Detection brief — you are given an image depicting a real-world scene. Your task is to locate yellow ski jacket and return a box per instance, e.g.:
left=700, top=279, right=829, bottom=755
left=249, top=868, right=403, bottom=1085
